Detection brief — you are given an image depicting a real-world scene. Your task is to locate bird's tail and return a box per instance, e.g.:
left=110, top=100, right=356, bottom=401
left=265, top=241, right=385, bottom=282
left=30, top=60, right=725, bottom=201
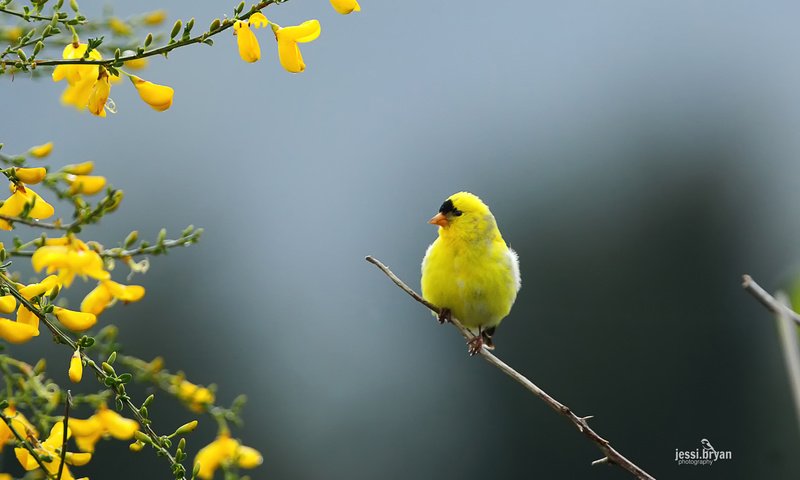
left=481, top=327, right=496, bottom=350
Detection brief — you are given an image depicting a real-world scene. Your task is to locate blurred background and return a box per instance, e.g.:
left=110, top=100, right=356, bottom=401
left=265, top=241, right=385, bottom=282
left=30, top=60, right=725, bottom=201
left=3, top=0, right=800, bottom=478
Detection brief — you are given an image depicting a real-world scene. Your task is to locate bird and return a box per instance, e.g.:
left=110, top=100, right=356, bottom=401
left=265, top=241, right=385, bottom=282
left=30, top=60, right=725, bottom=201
left=420, top=192, right=521, bottom=355
left=701, top=439, right=715, bottom=454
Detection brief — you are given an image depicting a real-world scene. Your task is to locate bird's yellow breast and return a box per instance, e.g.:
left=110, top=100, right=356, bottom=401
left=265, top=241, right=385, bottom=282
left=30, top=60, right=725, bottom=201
left=421, top=236, right=519, bottom=329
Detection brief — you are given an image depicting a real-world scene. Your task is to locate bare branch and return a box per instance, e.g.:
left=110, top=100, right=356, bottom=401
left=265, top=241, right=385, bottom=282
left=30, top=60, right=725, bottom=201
left=365, top=255, right=656, bottom=480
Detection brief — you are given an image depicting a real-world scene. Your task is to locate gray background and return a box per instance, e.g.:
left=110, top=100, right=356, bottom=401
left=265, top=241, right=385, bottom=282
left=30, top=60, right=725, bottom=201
left=3, top=0, right=800, bottom=478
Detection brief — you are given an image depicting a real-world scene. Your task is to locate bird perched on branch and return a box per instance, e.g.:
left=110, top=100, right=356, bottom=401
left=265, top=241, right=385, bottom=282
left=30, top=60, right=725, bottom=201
left=421, top=192, right=521, bottom=355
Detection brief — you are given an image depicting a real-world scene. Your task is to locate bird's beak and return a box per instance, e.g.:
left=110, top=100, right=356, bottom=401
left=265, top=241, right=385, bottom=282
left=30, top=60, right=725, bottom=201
left=428, top=213, right=448, bottom=227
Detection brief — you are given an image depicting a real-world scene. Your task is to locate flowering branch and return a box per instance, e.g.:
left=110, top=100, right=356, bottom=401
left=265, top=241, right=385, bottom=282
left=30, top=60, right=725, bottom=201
left=22, top=1, right=280, bottom=69
left=0, top=273, right=191, bottom=480
left=365, top=255, right=656, bottom=480
left=741, top=275, right=800, bottom=431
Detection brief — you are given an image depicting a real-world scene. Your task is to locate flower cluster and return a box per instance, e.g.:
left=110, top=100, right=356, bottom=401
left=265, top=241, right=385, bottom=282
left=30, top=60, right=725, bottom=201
left=234, top=13, right=321, bottom=73
left=233, top=0, right=361, bottom=73
left=0, top=155, right=143, bottom=346
left=14, top=422, right=92, bottom=480
left=52, top=41, right=174, bottom=117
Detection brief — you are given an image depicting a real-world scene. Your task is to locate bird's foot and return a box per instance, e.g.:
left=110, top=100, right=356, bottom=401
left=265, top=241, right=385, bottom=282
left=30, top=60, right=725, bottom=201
left=437, top=308, right=452, bottom=325
left=467, top=335, right=484, bottom=356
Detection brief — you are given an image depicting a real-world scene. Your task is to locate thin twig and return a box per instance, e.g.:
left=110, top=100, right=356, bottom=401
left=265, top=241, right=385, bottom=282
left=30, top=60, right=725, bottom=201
left=365, top=255, right=656, bottom=480
left=56, top=390, right=72, bottom=480
left=742, top=275, right=800, bottom=326
left=0, top=213, right=72, bottom=230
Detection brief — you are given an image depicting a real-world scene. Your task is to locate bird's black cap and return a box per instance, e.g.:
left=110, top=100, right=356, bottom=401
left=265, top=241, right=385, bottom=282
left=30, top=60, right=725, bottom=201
left=439, top=199, right=463, bottom=216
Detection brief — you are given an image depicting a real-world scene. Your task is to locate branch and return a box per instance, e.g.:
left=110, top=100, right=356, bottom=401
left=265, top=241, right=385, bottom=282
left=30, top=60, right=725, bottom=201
left=0, top=213, right=73, bottom=230
left=742, top=275, right=800, bottom=327
left=742, top=275, right=800, bottom=431
left=365, top=255, right=656, bottom=480
left=30, top=1, right=279, bottom=68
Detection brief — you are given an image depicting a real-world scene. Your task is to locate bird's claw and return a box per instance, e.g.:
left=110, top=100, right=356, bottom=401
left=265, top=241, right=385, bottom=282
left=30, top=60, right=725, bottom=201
left=467, top=335, right=484, bottom=356
left=437, top=308, right=451, bottom=325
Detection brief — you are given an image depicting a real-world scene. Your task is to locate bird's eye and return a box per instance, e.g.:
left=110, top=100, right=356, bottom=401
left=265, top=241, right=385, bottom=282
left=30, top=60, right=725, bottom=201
left=452, top=209, right=463, bottom=216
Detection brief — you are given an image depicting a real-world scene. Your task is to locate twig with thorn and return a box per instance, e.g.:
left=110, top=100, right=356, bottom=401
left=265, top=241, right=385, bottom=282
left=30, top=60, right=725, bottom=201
left=365, top=255, right=656, bottom=480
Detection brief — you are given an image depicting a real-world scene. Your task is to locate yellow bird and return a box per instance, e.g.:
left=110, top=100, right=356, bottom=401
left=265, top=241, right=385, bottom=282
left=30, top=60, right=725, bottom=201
left=421, top=192, right=521, bottom=354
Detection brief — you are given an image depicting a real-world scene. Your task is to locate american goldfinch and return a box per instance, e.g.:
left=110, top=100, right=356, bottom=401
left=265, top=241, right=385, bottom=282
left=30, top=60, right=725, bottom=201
left=421, top=192, right=521, bottom=354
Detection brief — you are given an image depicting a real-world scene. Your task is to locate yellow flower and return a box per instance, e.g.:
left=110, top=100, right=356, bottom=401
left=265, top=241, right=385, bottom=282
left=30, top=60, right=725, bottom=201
left=69, top=350, right=83, bottom=383
left=62, top=161, right=95, bottom=175
left=194, top=432, right=263, bottom=479
left=54, top=306, right=97, bottom=331
left=144, top=10, right=167, bottom=25
left=109, top=17, right=132, bottom=35
left=129, top=75, right=174, bottom=111
left=68, top=403, right=139, bottom=452
left=0, top=406, right=37, bottom=452
left=0, top=184, right=55, bottom=230
left=234, top=20, right=261, bottom=63
left=233, top=13, right=270, bottom=64
left=19, top=274, right=60, bottom=299
left=249, top=12, right=269, bottom=29
left=60, top=72, right=98, bottom=110
left=66, top=174, right=106, bottom=195
left=274, top=20, right=321, bottom=73
left=0, top=301, right=42, bottom=343
left=81, top=279, right=145, bottom=316
left=14, top=167, right=46, bottom=184
left=52, top=43, right=103, bottom=112
left=0, top=316, right=38, bottom=343
left=0, top=295, right=16, bottom=314
left=330, top=0, right=361, bottom=14
left=29, top=142, right=54, bottom=158
left=175, top=379, right=215, bottom=412
left=15, top=422, right=91, bottom=480
left=87, top=70, right=112, bottom=117
left=32, top=237, right=110, bottom=287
